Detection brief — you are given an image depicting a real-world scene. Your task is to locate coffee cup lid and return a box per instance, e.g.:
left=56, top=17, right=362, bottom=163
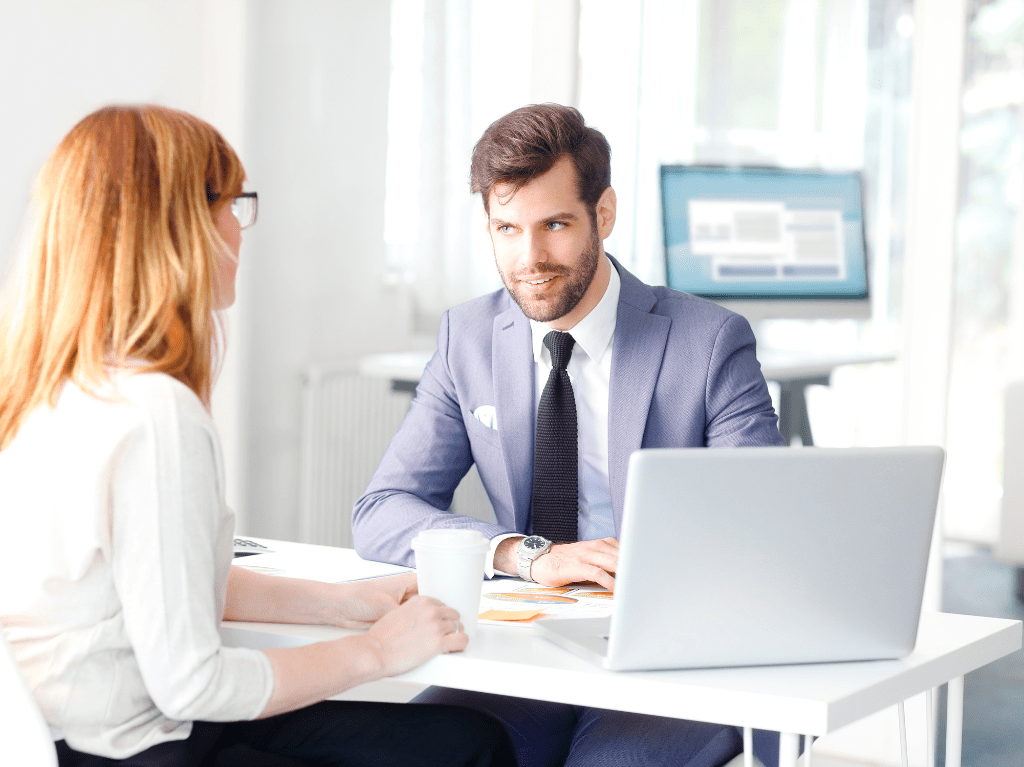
left=411, top=529, right=488, bottom=550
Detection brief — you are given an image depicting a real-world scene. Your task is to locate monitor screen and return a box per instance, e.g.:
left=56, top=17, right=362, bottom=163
left=661, top=166, right=868, bottom=302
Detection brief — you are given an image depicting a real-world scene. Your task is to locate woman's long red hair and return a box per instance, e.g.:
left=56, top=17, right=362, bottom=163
left=0, top=105, right=244, bottom=448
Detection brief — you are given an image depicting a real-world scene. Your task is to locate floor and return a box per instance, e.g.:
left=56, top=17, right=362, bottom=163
left=815, top=546, right=1024, bottom=766
left=934, top=546, right=1024, bottom=766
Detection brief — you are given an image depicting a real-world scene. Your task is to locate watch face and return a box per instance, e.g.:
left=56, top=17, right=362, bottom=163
left=524, top=536, right=546, bottom=551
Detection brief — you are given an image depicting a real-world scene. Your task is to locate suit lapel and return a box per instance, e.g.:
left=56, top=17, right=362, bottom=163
left=608, top=261, right=670, bottom=531
left=493, top=298, right=535, bottom=533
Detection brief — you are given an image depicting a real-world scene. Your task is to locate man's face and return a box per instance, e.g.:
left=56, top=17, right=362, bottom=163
left=488, top=157, right=606, bottom=326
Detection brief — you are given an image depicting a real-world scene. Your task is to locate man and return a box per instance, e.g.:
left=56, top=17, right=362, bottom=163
left=353, top=104, right=785, bottom=767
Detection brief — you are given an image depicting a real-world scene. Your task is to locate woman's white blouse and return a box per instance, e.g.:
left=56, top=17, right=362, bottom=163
left=0, top=372, right=274, bottom=759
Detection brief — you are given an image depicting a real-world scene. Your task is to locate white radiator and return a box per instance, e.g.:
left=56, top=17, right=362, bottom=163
left=298, top=362, right=495, bottom=548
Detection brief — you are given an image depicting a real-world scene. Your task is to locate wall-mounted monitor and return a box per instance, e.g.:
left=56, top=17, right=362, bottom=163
left=660, top=165, right=870, bottom=322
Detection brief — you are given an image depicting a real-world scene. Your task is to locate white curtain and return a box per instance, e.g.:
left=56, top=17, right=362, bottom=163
left=575, top=0, right=867, bottom=287
left=577, top=0, right=700, bottom=286
left=383, top=0, right=579, bottom=327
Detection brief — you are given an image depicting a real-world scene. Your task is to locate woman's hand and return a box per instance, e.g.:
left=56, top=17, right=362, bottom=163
left=252, top=578, right=466, bottom=718
left=323, top=573, right=419, bottom=629
left=365, top=595, right=468, bottom=677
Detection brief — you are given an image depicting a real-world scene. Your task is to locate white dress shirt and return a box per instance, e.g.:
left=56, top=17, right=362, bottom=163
left=0, top=371, right=273, bottom=759
left=488, top=260, right=621, bottom=575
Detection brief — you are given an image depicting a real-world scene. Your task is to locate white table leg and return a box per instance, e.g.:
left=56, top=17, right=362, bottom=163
left=802, top=735, right=813, bottom=766
left=779, top=732, right=800, bottom=767
left=743, top=727, right=753, bottom=767
left=945, top=676, right=964, bottom=767
left=926, top=687, right=935, bottom=767
left=897, top=700, right=909, bottom=767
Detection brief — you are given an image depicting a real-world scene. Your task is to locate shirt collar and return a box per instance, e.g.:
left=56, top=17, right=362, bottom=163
left=530, top=257, right=620, bottom=365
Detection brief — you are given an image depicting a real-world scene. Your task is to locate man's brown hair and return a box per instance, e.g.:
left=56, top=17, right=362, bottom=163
left=470, top=103, right=611, bottom=215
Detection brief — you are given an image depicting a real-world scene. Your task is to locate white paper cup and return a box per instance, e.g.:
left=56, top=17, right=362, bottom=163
left=411, top=529, right=489, bottom=639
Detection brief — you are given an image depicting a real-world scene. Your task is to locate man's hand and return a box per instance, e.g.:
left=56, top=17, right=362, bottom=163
left=495, top=536, right=618, bottom=590
left=322, top=573, right=419, bottom=629
left=530, top=539, right=618, bottom=591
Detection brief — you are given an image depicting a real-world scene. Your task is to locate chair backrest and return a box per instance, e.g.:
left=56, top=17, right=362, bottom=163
left=0, top=628, right=58, bottom=767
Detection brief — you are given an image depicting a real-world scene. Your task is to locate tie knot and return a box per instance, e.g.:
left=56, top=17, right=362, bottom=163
left=543, top=331, right=575, bottom=371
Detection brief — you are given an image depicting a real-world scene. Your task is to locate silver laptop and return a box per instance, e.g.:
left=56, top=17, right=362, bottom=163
left=534, top=446, right=944, bottom=671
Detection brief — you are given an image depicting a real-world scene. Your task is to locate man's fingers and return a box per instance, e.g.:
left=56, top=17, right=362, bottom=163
left=585, top=565, right=616, bottom=592
left=559, top=539, right=617, bottom=554
left=584, top=537, right=618, bottom=549
left=578, top=550, right=617, bottom=575
left=534, top=559, right=615, bottom=590
left=560, top=539, right=619, bottom=563
left=551, top=545, right=617, bottom=577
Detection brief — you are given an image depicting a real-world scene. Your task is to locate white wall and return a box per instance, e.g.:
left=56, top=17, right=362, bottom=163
left=0, top=0, right=205, bottom=279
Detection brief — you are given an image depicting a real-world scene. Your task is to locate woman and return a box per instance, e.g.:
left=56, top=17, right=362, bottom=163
left=0, top=105, right=515, bottom=767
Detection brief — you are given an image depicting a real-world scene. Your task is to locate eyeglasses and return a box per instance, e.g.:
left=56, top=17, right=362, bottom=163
left=206, top=188, right=258, bottom=229
left=231, top=192, right=258, bottom=229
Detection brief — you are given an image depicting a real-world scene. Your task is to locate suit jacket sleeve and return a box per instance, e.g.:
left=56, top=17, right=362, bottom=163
left=704, top=313, right=786, bottom=447
left=352, top=311, right=512, bottom=567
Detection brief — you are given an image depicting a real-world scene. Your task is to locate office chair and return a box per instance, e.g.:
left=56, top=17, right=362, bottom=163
left=0, top=628, right=58, bottom=766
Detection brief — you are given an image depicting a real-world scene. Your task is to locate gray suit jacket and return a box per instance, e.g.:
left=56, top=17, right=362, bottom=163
left=352, top=258, right=784, bottom=567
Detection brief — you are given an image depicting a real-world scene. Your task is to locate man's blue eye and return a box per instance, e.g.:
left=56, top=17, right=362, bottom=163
left=548, top=222, right=566, bottom=230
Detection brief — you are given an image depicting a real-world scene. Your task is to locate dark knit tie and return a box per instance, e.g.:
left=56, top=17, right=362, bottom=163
left=531, top=331, right=579, bottom=543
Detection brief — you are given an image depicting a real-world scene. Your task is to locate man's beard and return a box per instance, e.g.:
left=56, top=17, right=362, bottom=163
left=499, top=224, right=600, bottom=323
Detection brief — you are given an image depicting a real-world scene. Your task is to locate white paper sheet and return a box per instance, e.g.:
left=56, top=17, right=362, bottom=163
left=233, top=545, right=411, bottom=583
left=477, top=578, right=614, bottom=627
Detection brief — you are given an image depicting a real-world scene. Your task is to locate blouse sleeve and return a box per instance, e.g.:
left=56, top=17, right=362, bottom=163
left=108, top=376, right=273, bottom=722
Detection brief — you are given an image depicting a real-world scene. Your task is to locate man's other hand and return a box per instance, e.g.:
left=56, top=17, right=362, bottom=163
left=532, top=538, right=618, bottom=591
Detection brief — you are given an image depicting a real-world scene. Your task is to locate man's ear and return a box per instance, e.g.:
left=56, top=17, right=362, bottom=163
left=595, top=186, right=617, bottom=240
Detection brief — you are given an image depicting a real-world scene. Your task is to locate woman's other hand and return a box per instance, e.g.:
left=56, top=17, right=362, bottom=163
left=366, top=595, right=468, bottom=676
left=225, top=567, right=421, bottom=631
left=325, top=573, right=419, bottom=629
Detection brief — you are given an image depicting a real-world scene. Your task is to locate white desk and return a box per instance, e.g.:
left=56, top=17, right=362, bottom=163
left=359, top=349, right=896, bottom=446
left=759, top=349, right=896, bottom=447
left=223, top=541, right=1020, bottom=767
left=359, top=350, right=896, bottom=385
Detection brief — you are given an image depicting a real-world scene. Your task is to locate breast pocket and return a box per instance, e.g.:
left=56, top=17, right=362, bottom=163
left=465, top=410, right=502, bottom=452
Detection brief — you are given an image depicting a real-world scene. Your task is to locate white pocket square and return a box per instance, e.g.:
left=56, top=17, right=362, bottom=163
left=472, top=405, right=498, bottom=431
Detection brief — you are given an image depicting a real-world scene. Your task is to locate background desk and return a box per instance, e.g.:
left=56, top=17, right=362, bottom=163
left=360, top=349, right=896, bottom=446
left=223, top=541, right=1020, bottom=767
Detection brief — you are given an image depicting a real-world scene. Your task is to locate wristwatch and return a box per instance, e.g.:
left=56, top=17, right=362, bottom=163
left=516, top=535, right=552, bottom=582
